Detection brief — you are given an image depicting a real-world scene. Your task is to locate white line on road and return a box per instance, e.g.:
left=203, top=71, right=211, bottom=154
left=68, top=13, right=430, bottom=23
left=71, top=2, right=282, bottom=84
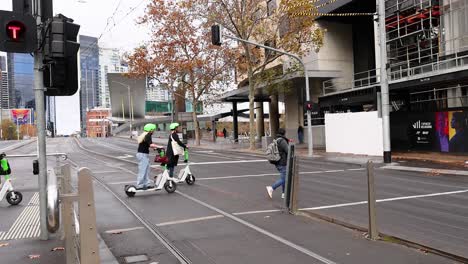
left=299, top=189, right=468, bottom=211
left=181, top=159, right=268, bottom=166
left=108, top=168, right=364, bottom=184
left=105, top=227, right=144, bottom=234
left=176, top=191, right=337, bottom=264
left=382, top=165, right=468, bottom=176
left=156, top=215, right=224, bottom=227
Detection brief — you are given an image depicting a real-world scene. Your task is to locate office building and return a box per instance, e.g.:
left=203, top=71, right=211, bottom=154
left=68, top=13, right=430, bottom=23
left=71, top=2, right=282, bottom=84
left=99, top=47, right=128, bottom=108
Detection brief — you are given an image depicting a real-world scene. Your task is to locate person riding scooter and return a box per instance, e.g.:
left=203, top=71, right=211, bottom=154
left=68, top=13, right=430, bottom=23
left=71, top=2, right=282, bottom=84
left=166, top=123, right=187, bottom=178
left=136, top=124, right=163, bottom=190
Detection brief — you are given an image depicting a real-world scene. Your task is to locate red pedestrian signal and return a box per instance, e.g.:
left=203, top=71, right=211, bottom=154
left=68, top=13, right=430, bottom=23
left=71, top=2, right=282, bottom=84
left=0, top=11, right=36, bottom=53
left=6, top=21, right=25, bottom=41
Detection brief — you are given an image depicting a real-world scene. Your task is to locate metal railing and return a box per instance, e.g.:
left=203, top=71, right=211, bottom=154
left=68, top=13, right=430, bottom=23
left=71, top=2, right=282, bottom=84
left=389, top=53, right=468, bottom=81
left=322, top=69, right=379, bottom=95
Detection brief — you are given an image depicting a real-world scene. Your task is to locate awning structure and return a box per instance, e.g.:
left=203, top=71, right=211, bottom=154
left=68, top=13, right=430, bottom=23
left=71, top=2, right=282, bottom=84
left=220, top=69, right=341, bottom=102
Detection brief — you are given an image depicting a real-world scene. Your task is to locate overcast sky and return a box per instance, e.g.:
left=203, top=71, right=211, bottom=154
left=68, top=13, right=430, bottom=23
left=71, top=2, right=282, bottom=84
left=0, top=0, right=150, bottom=52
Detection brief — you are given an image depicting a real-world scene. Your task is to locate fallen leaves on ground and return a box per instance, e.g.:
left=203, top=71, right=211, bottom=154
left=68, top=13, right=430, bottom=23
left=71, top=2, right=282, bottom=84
left=51, top=247, right=65, bottom=251
left=0, top=243, right=9, bottom=247
left=28, top=255, right=40, bottom=259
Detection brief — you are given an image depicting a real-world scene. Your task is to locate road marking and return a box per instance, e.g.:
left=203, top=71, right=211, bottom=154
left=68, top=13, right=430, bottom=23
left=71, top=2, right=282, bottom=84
left=382, top=165, right=468, bottom=176
left=108, top=169, right=363, bottom=184
left=189, top=159, right=267, bottom=165
left=93, top=170, right=122, bottom=174
left=193, top=150, right=214, bottom=153
left=176, top=191, right=336, bottom=264
left=105, top=227, right=144, bottom=234
left=0, top=193, right=40, bottom=241
left=233, top=209, right=282, bottom=215
left=299, top=189, right=468, bottom=211
left=346, top=168, right=366, bottom=171
left=156, top=215, right=224, bottom=227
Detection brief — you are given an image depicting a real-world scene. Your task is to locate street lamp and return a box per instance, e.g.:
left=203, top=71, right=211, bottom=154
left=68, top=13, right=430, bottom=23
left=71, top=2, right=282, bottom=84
left=112, top=81, right=134, bottom=138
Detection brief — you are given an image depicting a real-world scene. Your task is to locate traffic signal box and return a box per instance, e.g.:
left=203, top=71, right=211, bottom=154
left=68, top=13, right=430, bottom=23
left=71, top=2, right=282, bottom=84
left=0, top=10, right=36, bottom=53
left=43, top=15, right=80, bottom=96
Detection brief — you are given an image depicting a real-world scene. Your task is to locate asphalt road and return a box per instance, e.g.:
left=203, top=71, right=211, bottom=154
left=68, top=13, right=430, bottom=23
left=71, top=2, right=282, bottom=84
left=2, top=138, right=464, bottom=263
left=39, top=136, right=463, bottom=264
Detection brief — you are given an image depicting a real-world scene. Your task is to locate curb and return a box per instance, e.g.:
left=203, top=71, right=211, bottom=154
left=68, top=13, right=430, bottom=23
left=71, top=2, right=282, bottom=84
left=297, top=211, right=468, bottom=264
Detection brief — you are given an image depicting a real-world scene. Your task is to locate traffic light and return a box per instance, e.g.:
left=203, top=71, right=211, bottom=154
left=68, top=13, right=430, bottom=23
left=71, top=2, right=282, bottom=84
left=43, top=14, right=80, bottom=96
left=0, top=10, right=36, bottom=53
left=304, top=101, right=313, bottom=111
left=211, top=25, right=222, bottom=46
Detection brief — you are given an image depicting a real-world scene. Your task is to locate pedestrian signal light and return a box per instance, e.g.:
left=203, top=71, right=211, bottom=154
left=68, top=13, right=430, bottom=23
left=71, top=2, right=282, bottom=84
left=0, top=11, right=37, bottom=53
left=305, top=101, right=313, bottom=111
left=7, top=21, right=25, bottom=40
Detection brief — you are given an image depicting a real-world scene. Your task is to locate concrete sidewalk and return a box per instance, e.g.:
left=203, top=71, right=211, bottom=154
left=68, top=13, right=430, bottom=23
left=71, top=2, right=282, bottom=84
left=174, top=137, right=467, bottom=168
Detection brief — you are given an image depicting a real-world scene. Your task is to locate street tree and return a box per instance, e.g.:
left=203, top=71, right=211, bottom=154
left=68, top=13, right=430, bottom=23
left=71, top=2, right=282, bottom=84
left=1, top=120, right=19, bottom=140
left=198, top=0, right=325, bottom=149
left=126, top=0, right=236, bottom=145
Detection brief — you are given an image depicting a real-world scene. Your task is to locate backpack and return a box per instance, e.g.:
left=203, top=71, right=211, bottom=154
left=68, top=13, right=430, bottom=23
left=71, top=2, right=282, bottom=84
left=266, top=139, right=281, bottom=164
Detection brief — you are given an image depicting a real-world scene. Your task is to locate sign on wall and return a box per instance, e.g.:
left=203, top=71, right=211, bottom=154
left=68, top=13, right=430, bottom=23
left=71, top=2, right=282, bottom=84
left=391, top=111, right=468, bottom=153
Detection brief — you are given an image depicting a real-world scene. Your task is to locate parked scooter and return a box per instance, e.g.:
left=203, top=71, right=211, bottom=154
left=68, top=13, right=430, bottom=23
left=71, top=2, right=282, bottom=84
left=0, top=153, right=22, bottom=205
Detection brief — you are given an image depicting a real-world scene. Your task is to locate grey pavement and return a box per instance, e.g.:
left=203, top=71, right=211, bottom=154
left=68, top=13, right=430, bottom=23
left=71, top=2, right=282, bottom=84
left=0, top=139, right=118, bottom=264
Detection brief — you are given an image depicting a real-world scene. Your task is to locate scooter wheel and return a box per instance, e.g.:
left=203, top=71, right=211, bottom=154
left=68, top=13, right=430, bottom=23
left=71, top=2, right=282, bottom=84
left=164, top=181, right=177, bottom=193
left=185, top=174, right=196, bottom=185
left=6, top=191, right=23, bottom=206
left=125, top=185, right=136, bottom=197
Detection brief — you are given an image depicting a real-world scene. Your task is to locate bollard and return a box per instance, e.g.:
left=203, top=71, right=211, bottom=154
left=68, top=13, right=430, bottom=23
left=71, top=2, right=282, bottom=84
left=367, top=160, right=378, bottom=240
left=284, top=144, right=296, bottom=212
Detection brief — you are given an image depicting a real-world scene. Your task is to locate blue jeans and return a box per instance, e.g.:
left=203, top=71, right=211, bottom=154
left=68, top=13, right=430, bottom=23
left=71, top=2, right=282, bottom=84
left=136, top=153, right=151, bottom=188
left=168, top=166, right=175, bottom=178
left=272, top=165, right=286, bottom=193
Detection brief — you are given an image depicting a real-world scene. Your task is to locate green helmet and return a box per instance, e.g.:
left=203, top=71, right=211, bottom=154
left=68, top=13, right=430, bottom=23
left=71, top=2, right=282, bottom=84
left=169, top=122, right=180, bottom=130
left=144, top=123, right=157, bottom=132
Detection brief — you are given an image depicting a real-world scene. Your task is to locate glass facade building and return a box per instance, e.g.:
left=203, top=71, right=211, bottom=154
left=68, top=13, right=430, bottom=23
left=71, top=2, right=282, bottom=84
left=7, top=53, right=35, bottom=109
left=79, top=35, right=100, bottom=134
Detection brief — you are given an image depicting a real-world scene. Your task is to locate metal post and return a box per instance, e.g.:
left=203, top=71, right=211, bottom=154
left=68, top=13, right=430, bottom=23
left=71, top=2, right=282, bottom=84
left=33, top=0, right=48, bottom=240
left=223, top=34, right=313, bottom=156
left=127, top=86, right=132, bottom=138
left=78, top=168, right=100, bottom=264
left=378, top=0, right=392, bottom=163
left=367, top=161, right=378, bottom=240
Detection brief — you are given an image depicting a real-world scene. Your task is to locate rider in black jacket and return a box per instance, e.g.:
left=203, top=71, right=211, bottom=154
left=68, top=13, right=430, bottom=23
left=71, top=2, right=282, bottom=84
left=266, top=128, right=289, bottom=199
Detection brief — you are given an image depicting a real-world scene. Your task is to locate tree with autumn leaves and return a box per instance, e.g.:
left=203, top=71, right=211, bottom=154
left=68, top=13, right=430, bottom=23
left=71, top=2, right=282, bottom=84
left=126, top=0, right=236, bottom=146
left=127, top=0, right=324, bottom=149
left=199, top=0, right=324, bottom=150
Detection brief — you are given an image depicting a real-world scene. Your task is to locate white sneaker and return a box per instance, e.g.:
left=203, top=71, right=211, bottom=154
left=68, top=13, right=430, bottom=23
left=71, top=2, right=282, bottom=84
left=266, top=186, right=273, bottom=199
left=281, top=193, right=285, bottom=199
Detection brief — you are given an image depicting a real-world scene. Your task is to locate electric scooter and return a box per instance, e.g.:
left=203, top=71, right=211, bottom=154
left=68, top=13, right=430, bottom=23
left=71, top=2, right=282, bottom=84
left=173, top=150, right=195, bottom=185
left=125, top=148, right=177, bottom=197
left=0, top=177, right=23, bottom=206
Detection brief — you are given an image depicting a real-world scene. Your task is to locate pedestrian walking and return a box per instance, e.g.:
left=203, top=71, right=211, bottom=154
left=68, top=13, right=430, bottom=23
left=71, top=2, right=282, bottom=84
left=223, top=128, right=227, bottom=139
left=297, top=125, right=304, bottom=144
left=266, top=128, right=289, bottom=199
left=166, top=123, right=187, bottom=177
left=136, top=124, right=163, bottom=190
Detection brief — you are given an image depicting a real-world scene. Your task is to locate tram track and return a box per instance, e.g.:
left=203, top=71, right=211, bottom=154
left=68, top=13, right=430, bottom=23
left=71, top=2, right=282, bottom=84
left=71, top=137, right=337, bottom=264
left=68, top=138, right=193, bottom=264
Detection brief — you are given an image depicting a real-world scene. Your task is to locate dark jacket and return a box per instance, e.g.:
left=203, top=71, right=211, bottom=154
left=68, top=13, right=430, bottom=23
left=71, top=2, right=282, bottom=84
left=166, top=132, right=187, bottom=167
left=137, top=133, right=153, bottom=154
left=276, top=135, right=289, bottom=166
